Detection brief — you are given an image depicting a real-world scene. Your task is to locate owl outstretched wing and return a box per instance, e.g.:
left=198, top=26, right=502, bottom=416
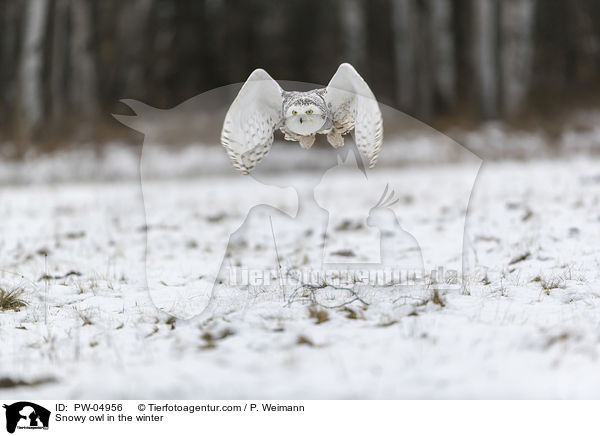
left=325, top=63, right=383, bottom=168
left=221, top=69, right=283, bottom=174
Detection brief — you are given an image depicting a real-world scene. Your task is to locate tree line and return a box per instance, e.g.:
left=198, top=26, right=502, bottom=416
left=1, top=0, right=599, bottom=151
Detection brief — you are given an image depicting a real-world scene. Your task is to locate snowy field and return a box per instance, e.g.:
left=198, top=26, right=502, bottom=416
left=1, top=150, right=600, bottom=399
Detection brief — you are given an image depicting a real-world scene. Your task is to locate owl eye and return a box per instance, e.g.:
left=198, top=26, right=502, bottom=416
left=292, top=110, right=298, bottom=116
left=306, top=109, right=313, bottom=115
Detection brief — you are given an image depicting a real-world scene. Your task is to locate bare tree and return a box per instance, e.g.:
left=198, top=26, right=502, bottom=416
left=51, top=0, right=69, bottom=123
left=69, top=0, right=98, bottom=124
left=430, top=0, right=456, bottom=110
left=500, top=0, right=536, bottom=117
left=17, top=0, right=49, bottom=146
left=0, top=0, right=19, bottom=130
left=415, top=1, right=434, bottom=118
left=472, top=0, right=499, bottom=119
left=339, top=0, right=367, bottom=73
left=392, top=0, right=448, bottom=119
left=117, top=0, right=154, bottom=99
left=391, top=0, right=416, bottom=111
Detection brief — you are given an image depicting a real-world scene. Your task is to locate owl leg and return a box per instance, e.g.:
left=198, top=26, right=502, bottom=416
left=327, top=129, right=344, bottom=149
left=299, top=135, right=315, bottom=149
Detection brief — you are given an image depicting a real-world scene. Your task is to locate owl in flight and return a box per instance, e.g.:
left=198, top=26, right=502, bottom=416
left=221, top=63, right=383, bottom=174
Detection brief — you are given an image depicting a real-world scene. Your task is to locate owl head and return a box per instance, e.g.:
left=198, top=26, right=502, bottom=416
left=283, top=92, right=328, bottom=136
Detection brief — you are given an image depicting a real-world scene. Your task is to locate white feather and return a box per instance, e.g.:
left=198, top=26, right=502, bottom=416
left=221, top=69, right=283, bottom=174
left=325, top=63, right=383, bottom=168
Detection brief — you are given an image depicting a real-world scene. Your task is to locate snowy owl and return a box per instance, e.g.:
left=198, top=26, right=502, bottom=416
left=221, top=63, right=383, bottom=174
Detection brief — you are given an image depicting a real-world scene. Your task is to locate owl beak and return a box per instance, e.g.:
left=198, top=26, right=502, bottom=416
left=299, top=117, right=303, bottom=124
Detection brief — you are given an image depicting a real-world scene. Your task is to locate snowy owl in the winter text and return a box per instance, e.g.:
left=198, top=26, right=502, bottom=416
left=221, top=63, right=383, bottom=174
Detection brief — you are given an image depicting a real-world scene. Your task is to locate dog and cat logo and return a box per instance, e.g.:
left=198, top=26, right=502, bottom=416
left=3, top=403, right=50, bottom=433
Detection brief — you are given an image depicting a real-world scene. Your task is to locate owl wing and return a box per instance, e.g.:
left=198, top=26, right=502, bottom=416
left=324, top=63, right=383, bottom=168
left=221, top=69, right=283, bottom=174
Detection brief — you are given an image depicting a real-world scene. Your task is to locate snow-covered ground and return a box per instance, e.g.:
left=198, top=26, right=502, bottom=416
left=1, top=154, right=600, bottom=399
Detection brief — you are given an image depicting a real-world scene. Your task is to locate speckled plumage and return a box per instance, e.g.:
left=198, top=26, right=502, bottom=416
left=221, top=63, right=383, bottom=174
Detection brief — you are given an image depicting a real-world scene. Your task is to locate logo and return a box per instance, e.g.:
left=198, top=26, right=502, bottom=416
left=114, top=81, right=481, bottom=320
left=3, top=403, right=50, bottom=434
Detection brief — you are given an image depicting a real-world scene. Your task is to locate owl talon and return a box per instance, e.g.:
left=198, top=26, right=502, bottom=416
left=327, top=131, right=344, bottom=149
left=299, top=135, right=315, bottom=149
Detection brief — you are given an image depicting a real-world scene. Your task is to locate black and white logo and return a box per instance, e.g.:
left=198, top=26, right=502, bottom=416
left=3, top=402, right=50, bottom=434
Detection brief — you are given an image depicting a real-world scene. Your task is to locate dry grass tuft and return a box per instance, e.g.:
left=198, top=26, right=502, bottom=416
left=296, top=335, right=314, bottom=346
left=342, top=306, right=364, bottom=320
left=377, top=320, right=399, bottom=327
left=0, top=376, right=55, bottom=389
left=541, top=277, right=566, bottom=291
left=431, top=289, right=446, bottom=307
left=0, top=287, right=27, bottom=312
left=200, top=328, right=235, bottom=349
left=166, top=316, right=177, bottom=330
left=509, top=251, right=531, bottom=265
left=308, top=305, right=329, bottom=324
left=76, top=311, right=93, bottom=326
